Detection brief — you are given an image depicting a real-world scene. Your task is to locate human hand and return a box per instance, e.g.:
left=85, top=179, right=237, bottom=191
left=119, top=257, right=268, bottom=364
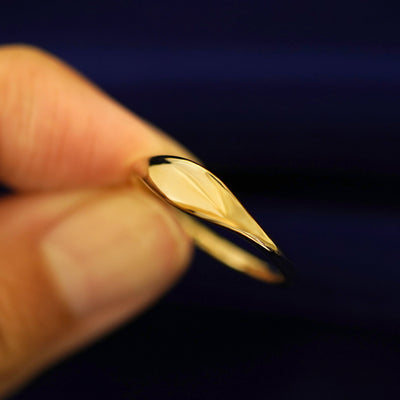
left=0, top=45, right=192, bottom=397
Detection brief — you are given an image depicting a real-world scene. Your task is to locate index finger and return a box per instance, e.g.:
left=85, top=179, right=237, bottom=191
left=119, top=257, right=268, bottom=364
left=0, top=45, right=190, bottom=191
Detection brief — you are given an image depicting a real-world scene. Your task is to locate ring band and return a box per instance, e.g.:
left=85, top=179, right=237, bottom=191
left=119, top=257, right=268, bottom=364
left=141, top=155, right=293, bottom=284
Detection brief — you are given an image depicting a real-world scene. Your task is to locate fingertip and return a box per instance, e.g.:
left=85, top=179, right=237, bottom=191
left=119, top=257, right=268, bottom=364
left=40, top=188, right=193, bottom=316
left=0, top=45, right=194, bottom=190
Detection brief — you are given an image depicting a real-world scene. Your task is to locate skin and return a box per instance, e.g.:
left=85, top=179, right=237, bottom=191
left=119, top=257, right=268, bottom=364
left=0, top=45, right=193, bottom=397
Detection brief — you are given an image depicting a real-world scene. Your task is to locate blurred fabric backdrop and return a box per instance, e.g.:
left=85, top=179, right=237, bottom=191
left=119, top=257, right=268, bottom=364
left=1, top=1, right=400, bottom=399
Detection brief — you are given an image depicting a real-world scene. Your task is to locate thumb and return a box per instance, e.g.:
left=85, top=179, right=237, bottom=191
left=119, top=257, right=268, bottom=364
left=0, top=186, right=192, bottom=397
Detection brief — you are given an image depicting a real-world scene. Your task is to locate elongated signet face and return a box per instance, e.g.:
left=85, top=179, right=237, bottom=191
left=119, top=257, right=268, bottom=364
left=142, top=156, right=292, bottom=284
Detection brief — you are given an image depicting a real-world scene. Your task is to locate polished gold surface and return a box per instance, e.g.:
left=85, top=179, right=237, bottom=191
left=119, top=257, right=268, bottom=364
left=141, top=156, right=290, bottom=284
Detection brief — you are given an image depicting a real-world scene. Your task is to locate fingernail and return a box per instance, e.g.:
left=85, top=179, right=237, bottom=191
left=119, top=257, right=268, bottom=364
left=40, top=189, right=191, bottom=316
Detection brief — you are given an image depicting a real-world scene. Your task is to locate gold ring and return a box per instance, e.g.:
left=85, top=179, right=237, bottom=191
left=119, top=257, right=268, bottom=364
left=141, top=155, right=293, bottom=284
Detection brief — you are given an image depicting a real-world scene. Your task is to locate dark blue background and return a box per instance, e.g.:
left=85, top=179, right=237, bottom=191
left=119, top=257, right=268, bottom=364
left=1, top=1, right=400, bottom=399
